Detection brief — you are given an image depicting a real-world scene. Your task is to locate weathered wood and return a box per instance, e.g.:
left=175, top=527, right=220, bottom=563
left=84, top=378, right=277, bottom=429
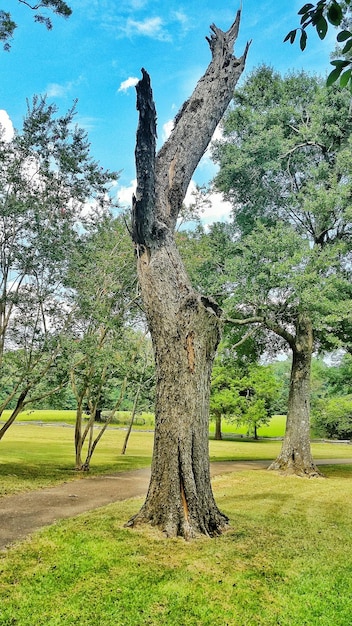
left=129, top=12, right=249, bottom=538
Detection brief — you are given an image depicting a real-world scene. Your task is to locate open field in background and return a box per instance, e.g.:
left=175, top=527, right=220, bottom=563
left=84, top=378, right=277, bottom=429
left=1, top=409, right=156, bottom=430
left=3, top=409, right=287, bottom=435
left=1, top=467, right=352, bottom=625
left=209, top=413, right=287, bottom=437
left=0, top=419, right=351, bottom=497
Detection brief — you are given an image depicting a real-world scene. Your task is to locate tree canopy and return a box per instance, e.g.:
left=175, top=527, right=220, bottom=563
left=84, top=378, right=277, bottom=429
left=212, top=66, right=352, bottom=474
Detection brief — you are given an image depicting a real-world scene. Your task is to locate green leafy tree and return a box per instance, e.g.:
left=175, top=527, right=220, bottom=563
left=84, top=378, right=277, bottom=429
left=1, top=1, right=71, bottom=51
left=210, top=360, right=239, bottom=440
left=213, top=67, right=352, bottom=475
left=0, top=96, right=117, bottom=440
left=64, top=215, right=138, bottom=470
left=312, top=395, right=352, bottom=438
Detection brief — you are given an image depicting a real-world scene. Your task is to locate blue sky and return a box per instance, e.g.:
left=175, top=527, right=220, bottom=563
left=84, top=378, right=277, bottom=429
left=0, top=0, right=334, bottom=217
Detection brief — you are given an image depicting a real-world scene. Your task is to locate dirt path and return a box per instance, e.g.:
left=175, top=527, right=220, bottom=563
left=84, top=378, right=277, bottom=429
left=1, top=459, right=351, bottom=551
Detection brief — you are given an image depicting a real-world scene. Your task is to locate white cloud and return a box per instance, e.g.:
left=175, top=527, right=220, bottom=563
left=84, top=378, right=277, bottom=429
left=123, top=16, right=171, bottom=41
left=118, top=76, right=139, bottom=93
left=45, top=76, right=84, bottom=99
left=162, top=119, right=174, bottom=142
left=117, top=179, right=137, bottom=209
left=0, top=110, right=14, bottom=141
left=184, top=180, right=232, bottom=227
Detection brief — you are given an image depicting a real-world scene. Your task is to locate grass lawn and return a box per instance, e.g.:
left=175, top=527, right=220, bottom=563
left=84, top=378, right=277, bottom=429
left=0, top=425, right=154, bottom=496
left=0, top=413, right=351, bottom=496
left=209, top=414, right=287, bottom=438
left=1, top=466, right=352, bottom=625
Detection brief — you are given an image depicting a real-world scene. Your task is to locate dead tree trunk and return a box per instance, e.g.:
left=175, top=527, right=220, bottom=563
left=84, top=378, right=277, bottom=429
left=128, top=12, right=249, bottom=538
left=268, top=314, right=321, bottom=477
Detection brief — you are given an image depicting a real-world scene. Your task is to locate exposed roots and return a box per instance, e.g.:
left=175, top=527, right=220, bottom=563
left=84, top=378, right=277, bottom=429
left=268, top=458, right=324, bottom=478
left=125, top=506, right=229, bottom=540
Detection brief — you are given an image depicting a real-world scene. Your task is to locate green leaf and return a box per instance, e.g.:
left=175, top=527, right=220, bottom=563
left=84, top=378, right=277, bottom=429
left=300, top=30, right=308, bottom=50
left=284, top=30, right=296, bottom=44
left=316, top=16, right=328, bottom=39
left=337, top=30, right=352, bottom=42
left=327, top=2, right=343, bottom=26
left=298, top=3, right=314, bottom=15
left=330, top=59, right=350, bottom=67
left=340, top=69, right=351, bottom=88
left=326, top=66, right=344, bottom=87
left=342, top=39, right=352, bottom=54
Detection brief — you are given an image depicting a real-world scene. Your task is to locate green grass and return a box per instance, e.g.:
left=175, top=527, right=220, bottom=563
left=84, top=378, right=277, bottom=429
left=0, top=421, right=351, bottom=497
left=209, top=414, right=287, bottom=438
left=1, top=466, right=352, bottom=625
left=0, top=425, right=154, bottom=496
left=1, top=409, right=156, bottom=429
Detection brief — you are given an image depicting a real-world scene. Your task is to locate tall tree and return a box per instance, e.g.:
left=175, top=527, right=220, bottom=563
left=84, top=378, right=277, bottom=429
left=64, top=215, right=137, bottom=470
left=128, top=13, right=249, bottom=539
left=213, top=67, right=352, bottom=476
left=0, top=96, right=117, bottom=439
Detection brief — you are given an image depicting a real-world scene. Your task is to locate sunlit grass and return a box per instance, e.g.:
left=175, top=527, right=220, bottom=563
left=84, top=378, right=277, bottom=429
left=1, top=466, right=351, bottom=625
left=1, top=409, right=155, bottom=429
left=209, top=413, right=287, bottom=437
left=0, top=421, right=351, bottom=496
left=0, top=425, right=154, bottom=496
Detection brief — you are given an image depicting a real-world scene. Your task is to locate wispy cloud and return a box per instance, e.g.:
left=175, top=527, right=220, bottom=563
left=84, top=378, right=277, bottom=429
left=45, top=76, right=84, bottom=99
left=121, top=16, right=171, bottom=41
left=172, top=10, right=190, bottom=34
left=118, top=76, right=139, bottom=93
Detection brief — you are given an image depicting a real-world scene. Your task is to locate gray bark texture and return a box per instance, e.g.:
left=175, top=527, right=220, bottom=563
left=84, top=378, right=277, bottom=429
left=128, top=12, right=249, bottom=538
left=268, top=314, right=321, bottom=477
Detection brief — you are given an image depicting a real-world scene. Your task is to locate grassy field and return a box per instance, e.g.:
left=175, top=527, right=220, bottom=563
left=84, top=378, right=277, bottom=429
left=0, top=413, right=351, bottom=624
left=0, top=419, right=351, bottom=497
left=3, top=409, right=287, bottom=436
left=1, top=466, right=352, bottom=625
left=1, top=409, right=156, bottom=429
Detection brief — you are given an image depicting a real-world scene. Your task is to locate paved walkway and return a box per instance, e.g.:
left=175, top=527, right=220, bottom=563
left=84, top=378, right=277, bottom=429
left=1, top=459, right=351, bottom=551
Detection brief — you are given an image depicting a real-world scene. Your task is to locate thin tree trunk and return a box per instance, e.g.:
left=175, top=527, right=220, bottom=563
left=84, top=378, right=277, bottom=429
left=0, top=389, right=28, bottom=440
left=121, top=383, right=142, bottom=455
left=268, top=314, right=321, bottom=477
left=214, top=413, right=222, bottom=440
left=74, top=399, right=84, bottom=470
left=128, top=14, right=249, bottom=538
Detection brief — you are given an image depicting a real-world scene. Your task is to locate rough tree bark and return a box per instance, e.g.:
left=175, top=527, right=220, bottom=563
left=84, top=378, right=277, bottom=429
left=268, top=314, right=321, bottom=477
left=128, top=13, right=249, bottom=538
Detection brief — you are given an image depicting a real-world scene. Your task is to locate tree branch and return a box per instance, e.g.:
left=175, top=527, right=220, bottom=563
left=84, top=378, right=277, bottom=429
left=156, top=11, right=250, bottom=230
left=223, top=315, right=263, bottom=325
left=131, top=10, right=250, bottom=248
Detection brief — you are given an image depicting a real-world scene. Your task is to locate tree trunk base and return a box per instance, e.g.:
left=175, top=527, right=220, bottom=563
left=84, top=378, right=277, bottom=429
left=125, top=506, right=229, bottom=540
left=268, top=456, right=323, bottom=478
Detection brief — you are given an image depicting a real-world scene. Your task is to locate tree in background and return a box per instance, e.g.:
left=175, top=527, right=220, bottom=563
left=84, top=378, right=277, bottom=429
left=0, top=0, right=72, bottom=51
left=210, top=352, right=280, bottom=440
left=129, top=13, right=249, bottom=538
left=64, top=215, right=138, bottom=470
left=213, top=67, right=352, bottom=475
left=210, top=359, right=239, bottom=440
left=0, top=96, right=117, bottom=440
